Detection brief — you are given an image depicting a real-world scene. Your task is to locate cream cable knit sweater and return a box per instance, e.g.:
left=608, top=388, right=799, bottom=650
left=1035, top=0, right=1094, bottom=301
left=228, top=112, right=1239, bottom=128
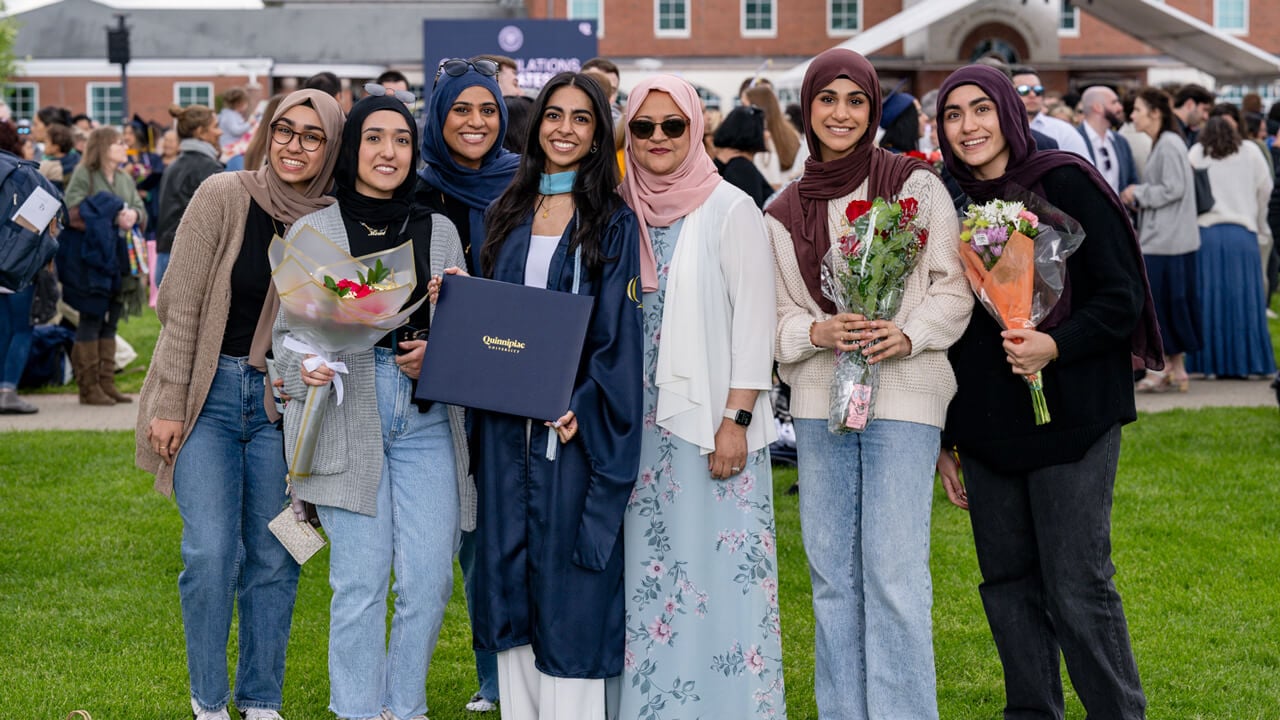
left=769, top=169, right=973, bottom=428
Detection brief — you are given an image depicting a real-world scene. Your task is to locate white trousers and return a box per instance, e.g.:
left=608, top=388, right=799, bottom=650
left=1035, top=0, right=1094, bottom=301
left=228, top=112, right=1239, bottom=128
left=496, top=645, right=606, bottom=720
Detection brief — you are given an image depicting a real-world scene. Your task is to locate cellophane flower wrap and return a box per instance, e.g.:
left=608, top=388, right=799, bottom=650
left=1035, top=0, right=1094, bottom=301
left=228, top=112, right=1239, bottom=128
left=269, top=224, right=426, bottom=483
left=958, top=187, right=1084, bottom=425
left=820, top=196, right=929, bottom=433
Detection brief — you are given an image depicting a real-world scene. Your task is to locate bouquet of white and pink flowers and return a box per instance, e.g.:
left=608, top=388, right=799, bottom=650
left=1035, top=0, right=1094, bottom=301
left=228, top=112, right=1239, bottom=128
left=269, top=225, right=425, bottom=482
left=820, top=196, right=929, bottom=433
left=958, top=191, right=1083, bottom=425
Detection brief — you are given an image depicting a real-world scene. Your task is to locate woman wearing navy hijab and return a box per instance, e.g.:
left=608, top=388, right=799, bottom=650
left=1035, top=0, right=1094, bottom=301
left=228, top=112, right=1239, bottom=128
left=935, top=64, right=1160, bottom=720
left=416, top=57, right=519, bottom=713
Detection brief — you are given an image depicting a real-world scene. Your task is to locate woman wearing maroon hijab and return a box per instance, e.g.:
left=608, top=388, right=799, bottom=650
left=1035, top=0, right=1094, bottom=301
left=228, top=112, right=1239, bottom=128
left=934, top=64, right=1153, bottom=720
left=765, top=49, right=972, bottom=719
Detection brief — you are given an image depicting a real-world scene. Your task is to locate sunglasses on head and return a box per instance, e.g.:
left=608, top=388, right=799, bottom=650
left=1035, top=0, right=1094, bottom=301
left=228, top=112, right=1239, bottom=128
left=628, top=117, right=688, bottom=140
left=433, top=59, right=500, bottom=89
left=1016, top=84, right=1045, bottom=97
left=363, top=82, right=416, bottom=105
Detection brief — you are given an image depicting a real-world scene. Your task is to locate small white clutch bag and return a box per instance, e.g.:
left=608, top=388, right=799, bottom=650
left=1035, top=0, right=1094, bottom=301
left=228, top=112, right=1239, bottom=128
left=268, top=507, right=327, bottom=564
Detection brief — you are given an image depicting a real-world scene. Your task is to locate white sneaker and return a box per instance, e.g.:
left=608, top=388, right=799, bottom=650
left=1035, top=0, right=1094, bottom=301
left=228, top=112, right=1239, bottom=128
left=242, top=710, right=284, bottom=720
left=465, top=692, right=497, bottom=713
left=190, top=698, right=231, bottom=720
left=1267, top=308, right=1278, bottom=320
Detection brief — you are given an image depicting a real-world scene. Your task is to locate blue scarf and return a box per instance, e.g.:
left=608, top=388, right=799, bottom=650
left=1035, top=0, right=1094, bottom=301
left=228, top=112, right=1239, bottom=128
left=419, top=69, right=520, bottom=257
left=539, top=171, right=576, bottom=194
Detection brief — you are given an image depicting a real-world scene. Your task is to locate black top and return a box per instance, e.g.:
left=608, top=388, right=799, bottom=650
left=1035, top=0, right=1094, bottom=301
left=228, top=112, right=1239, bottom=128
left=416, top=178, right=474, bottom=274
left=156, top=149, right=223, bottom=253
left=944, top=165, right=1146, bottom=473
left=714, top=156, right=774, bottom=209
left=220, top=200, right=276, bottom=357
left=340, top=209, right=433, bottom=350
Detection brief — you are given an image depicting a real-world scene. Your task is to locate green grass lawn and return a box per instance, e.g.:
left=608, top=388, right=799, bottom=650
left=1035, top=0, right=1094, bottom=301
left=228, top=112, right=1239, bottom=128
left=2, top=407, right=1278, bottom=719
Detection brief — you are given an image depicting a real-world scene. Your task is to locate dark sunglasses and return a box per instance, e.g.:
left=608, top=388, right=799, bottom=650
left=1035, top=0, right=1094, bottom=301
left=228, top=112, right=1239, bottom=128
left=363, top=82, right=416, bottom=105
left=1015, top=84, right=1045, bottom=97
left=433, top=59, right=500, bottom=89
left=628, top=117, right=688, bottom=140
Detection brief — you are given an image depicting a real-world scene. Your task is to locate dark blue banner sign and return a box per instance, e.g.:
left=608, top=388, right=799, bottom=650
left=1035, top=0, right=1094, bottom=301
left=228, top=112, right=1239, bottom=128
left=423, top=19, right=599, bottom=92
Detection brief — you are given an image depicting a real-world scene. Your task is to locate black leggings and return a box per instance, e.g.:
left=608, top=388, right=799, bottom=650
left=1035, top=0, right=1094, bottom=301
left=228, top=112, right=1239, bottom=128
left=76, top=299, right=123, bottom=342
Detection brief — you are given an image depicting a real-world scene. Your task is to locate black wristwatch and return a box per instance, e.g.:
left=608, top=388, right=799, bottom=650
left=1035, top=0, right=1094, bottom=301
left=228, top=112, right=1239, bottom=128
left=723, top=408, right=752, bottom=427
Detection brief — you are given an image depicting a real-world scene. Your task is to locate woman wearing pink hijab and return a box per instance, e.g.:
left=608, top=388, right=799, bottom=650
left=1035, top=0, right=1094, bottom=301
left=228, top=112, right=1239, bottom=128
left=616, top=74, right=785, bottom=718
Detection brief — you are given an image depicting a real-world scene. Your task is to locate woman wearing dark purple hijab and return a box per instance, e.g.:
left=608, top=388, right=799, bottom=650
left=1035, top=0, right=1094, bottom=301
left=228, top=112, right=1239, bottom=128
left=934, top=64, right=1156, bottom=720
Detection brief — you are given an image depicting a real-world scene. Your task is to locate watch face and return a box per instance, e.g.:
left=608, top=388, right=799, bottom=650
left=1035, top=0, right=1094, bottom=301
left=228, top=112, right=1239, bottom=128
left=735, top=409, right=752, bottom=426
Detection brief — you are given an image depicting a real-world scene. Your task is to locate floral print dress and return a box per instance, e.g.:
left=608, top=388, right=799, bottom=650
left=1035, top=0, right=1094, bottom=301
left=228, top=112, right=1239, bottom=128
left=619, top=220, right=787, bottom=720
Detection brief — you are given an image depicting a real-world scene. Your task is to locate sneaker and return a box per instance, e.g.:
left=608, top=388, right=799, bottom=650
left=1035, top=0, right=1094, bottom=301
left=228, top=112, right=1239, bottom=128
left=190, top=698, right=231, bottom=720
left=0, top=388, right=37, bottom=414
left=242, top=710, right=284, bottom=720
left=1266, top=308, right=1278, bottom=320
left=465, top=692, right=497, bottom=713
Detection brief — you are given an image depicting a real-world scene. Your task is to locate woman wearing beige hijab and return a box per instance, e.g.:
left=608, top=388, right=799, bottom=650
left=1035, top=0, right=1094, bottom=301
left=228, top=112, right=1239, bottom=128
left=135, top=89, right=344, bottom=720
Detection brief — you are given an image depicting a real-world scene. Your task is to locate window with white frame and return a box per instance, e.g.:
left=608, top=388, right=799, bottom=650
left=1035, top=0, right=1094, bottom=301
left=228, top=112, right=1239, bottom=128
left=2, top=84, right=38, bottom=121
left=88, top=83, right=124, bottom=127
left=568, top=0, right=603, bottom=36
left=829, top=0, right=859, bottom=35
left=1059, top=0, right=1080, bottom=36
left=743, top=0, right=775, bottom=36
left=174, top=82, right=213, bottom=108
left=656, top=0, right=689, bottom=37
left=1214, top=0, right=1246, bottom=33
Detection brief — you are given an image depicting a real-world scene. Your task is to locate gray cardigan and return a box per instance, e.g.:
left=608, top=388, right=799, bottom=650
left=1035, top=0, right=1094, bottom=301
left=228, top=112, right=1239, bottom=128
left=1131, top=130, right=1200, bottom=256
left=272, top=202, right=476, bottom=529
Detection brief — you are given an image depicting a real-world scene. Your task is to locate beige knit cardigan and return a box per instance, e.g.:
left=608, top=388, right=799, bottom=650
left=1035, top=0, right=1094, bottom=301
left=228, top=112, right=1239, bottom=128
left=768, top=169, right=974, bottom=428
left=135, top=173, right=266, bottom=495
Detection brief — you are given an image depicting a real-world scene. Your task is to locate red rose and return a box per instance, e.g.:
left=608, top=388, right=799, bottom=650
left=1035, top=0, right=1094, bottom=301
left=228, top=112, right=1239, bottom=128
left=845, top=200, right=873, bottom=224
left=918, top=228, right=929, bottom=248
left=898, top=197, right=919, bottom=218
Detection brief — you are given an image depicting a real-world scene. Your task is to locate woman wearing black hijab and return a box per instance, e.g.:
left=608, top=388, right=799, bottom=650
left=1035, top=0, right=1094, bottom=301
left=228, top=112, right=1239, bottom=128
left=934, top=64, right=1160, bottom=720
left=273, top=94, right=471, bottom=720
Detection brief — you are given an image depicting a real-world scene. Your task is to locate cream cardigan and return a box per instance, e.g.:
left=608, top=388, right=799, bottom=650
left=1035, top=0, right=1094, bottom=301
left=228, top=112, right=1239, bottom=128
left=768, top=169, right=973, bottom=428
left=655, top=181, right=778, bottom=454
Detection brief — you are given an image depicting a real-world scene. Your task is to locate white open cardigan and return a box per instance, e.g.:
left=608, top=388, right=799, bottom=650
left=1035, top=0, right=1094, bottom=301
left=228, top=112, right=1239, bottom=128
left=654, top=181, right=778, bottom=454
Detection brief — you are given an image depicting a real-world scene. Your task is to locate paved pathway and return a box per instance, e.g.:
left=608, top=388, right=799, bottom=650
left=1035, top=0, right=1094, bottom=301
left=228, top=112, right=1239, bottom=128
left=2, top=377, right=1275, bottom=432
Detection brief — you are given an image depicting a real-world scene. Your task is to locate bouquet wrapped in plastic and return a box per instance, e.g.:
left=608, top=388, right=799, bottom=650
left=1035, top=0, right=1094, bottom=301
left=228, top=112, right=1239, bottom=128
left=820, top=196, right=929, bottom=433
left=958, top=188, right=1084, bottom=425
left=269, top=224, right=425, bottom=482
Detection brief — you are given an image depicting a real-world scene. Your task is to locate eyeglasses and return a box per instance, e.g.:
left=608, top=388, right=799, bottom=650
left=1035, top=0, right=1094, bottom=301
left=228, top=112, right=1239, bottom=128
left=1015, top=84, right=1045, bottom=97
left=433, top=59, right=500, bottom=89
left=363, top=82, right=416, bottom=105
left=270, top=122, right=326, bottom=152
left=1098, top=145, right=1112, bottom=172
left=628, top=118, right=688, bottom=140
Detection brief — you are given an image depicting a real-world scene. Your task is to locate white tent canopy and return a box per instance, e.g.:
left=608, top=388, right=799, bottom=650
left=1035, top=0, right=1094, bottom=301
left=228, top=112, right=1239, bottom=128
left=777, top=0, right=1280, bottom=87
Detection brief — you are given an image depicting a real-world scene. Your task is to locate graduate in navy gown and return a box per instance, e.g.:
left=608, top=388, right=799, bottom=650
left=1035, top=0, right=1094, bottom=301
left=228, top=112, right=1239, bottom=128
left=435, top=71, right=643, bottom=719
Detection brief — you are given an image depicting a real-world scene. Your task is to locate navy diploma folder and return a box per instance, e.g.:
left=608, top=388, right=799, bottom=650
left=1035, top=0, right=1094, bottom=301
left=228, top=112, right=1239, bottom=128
left=415, top=274, right=594, bottom=421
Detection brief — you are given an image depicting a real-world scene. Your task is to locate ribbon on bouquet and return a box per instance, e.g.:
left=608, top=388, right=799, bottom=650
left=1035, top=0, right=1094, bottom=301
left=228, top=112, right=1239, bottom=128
left=283, top=335, right=350, bottom=404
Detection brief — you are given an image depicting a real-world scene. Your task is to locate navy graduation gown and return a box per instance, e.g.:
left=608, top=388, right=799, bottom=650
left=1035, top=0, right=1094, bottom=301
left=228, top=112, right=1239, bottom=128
left=470, top=204, right=644, bottom=678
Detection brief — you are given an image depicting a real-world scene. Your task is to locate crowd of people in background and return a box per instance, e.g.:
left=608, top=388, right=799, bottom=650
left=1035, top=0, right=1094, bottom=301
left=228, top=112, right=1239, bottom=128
left=3, top=47, right=1279, bottom=720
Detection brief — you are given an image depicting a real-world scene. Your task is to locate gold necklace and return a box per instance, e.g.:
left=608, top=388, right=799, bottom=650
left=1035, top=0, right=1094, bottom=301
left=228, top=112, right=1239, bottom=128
left=359, top=221, right=388, bottom=237
left=539, top=194, right=570, bottom=219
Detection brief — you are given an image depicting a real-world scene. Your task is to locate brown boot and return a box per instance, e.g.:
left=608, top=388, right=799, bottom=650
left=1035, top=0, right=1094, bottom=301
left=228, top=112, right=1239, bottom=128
left=97, top=338, right=132, bottom=403
left=71, top=341, right=114, bottom=406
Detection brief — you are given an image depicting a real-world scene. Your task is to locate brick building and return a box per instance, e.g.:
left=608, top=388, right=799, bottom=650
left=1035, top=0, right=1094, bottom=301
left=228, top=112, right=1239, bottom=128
left=5, top=0, right=1280, bottom=124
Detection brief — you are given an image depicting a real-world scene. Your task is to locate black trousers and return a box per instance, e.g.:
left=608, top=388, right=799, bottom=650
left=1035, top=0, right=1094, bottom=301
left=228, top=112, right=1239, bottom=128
left=962, top=425, right=1146, bottom=720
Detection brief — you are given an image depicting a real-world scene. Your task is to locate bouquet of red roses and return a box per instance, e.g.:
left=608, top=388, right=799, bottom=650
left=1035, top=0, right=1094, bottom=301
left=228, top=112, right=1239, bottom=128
left=820, top=196, right=929, bottom=433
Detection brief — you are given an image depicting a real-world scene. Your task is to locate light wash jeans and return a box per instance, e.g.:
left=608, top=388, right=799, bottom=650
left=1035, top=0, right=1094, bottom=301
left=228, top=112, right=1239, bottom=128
left=794, top=418, right=941, bottom=720
left=315, top=349, right=460, bottom=720
left=173, top=355, right=299, bottom=714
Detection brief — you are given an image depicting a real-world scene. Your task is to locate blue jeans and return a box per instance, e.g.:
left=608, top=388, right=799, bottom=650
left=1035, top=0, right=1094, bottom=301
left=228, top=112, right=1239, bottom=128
left=459, top=529, right=499, bottom=702
left=173, top=355, right=300, bottom=713
left=0, top=286, right=35, bottom=388
left=795, top=418, right=941, bottom=720
left=315, top=349, right=460, bottom=720
left=154, top=251, right=171, bottom=287
left=962, top=425, right=1145, bottom=720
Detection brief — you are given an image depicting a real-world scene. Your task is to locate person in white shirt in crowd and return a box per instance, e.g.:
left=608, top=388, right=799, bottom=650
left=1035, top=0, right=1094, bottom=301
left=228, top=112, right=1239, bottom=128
left=1077, top=86, right=1139, bottom=197
left=475, top=54, right=522, bottom=98
left=1010, top=66, right=1092, bottom=161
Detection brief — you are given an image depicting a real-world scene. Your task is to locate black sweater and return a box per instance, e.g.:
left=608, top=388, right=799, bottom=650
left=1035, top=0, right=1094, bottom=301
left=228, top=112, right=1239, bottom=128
left=156, top=149, right=223, bottom=253
left=945, top=165, right=1145, bottom=473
